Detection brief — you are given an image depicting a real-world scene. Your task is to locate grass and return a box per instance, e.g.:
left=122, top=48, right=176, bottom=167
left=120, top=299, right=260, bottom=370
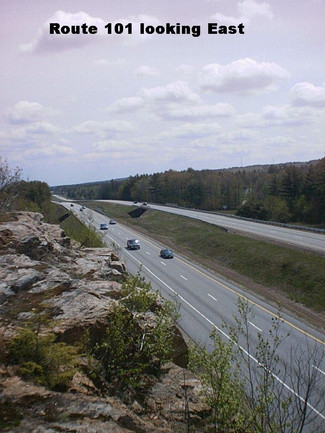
left=84, top=202, right=325, bottom=315
left=44, top=202, right=104, bottom=248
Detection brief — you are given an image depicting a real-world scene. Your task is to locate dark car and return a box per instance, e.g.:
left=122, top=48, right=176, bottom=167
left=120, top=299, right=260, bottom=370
left=160, top=248, right=174, bottom=259
left=127, top=239, right=140, bottom=250
left=100, top=223, right=109, bottom=230
left=109, top=219, right=116, bottom=225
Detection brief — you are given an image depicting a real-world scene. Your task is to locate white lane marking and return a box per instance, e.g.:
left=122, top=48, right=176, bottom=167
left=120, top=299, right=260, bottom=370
left=160, top=261, right=166, bottom=266
left=180, top=275, right=187, bottom=281
left=146, top=251, right=151, bottom=255
left=248, top=321, right=263, bottom=333
left=81, top=216, right=325, bottom=423
left=208, top=293, right=218, bottom=302
left=313, top=365, right=325, bottom=377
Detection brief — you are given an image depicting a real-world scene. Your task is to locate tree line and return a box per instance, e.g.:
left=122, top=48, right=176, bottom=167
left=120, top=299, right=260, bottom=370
left=54, top=158, right=325, bottom=226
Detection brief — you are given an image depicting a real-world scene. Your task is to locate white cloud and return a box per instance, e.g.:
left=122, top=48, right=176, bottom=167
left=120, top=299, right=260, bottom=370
left=290, top=82, right=325, bottom=108
left=263, top=136, right=296, bottom=146
left=237, top=104, right=315, bottom=129
left=135, top=65, right=160, bottom=77
left=108, top=96, right=145, bottom=113
left=74, top=120, right=133, bottom=137
left=92, top=139, right=136, bottom=152
left=160, top=122, right=221, bottom=139
left=159, top=103, right=235, bottom=120
left=140, top=81, right=200, bottom=103
left=25, top=143, right=76, bottom=157
left=262, top=104, right=315, bottom=126
left=199, top=58, right=289, bottom=94
left=6, top=101, right=47, bottom=124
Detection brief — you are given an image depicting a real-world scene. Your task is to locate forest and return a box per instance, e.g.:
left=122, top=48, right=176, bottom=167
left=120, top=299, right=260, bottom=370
left=53, top=158, right=325, bottom=226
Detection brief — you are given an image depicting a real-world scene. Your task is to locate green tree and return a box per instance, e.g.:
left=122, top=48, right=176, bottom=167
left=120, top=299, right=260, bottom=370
left=190, top=329, right=248, bottom=433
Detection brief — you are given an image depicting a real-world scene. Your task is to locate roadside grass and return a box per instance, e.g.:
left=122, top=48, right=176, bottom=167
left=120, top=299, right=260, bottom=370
left=85, top=202, right=325, bottom=314
left=44, top=202, right=104, bottom=248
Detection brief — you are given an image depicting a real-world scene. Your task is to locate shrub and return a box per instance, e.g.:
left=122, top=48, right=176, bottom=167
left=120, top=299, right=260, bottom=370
left=9, top=328, right=78, bottom=390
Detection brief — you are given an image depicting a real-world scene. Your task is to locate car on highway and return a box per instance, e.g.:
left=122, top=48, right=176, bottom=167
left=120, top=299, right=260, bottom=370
left=109, top=219, right=116, bottom=225
left=127, top=239, right=140, bottom=250
left=160, top=248, right=174, bottom=259
left=100, top=223, right=109, bottom=230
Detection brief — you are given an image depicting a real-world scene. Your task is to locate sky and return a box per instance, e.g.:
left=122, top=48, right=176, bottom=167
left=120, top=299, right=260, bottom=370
left=0, top=0, right=324, bottom=186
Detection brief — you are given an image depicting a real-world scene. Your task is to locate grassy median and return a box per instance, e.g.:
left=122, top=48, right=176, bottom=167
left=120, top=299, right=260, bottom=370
left=84, top=201, right=325, bottom=318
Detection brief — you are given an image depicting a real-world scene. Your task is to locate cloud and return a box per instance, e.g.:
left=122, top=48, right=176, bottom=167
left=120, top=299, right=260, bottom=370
left=92, top=139, right=132, bottom=152
left=211, top=0, right=273, bottom=25
left=262, top=104, right=315, bottom=126
left=237, top=104, right=315, bottom=128
left=25, top=143, right=76, bottom=157
left=25, top=122, right=60, bottom=135
left=135, top=65, right=160, bottom=77
left=107, top=82, right=233, bottom=120
left=159, top=103, right=235, bottom=120
left=263, top=136, right=296, bottom=146
left=159, top=122, right=221, bottom=139
left=74, top=120, right=133, bottom=137
left=140, top=80, right=200, bottom=103
left=20, top=11, right=160, bottom=54
left=6, top=101, right=48, bottom=124
left=199, top=58, right=289, bottom=94
left=108, top=96, right=145, bottom=113
left=290, top=82, right=325, bottom=108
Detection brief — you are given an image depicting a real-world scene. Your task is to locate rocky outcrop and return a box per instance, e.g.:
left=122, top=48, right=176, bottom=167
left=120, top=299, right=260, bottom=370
left=0, top=211, right=207, bottom=432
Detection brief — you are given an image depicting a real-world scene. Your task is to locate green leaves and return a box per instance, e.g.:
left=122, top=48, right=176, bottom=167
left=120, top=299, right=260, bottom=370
left=9, top=328, right=78, bottom=390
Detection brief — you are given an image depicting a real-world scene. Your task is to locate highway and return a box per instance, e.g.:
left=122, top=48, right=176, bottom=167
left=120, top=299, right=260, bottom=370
left=63, top=202, right=325, bottom=432
left=103, top=200, right=325, bottom=254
